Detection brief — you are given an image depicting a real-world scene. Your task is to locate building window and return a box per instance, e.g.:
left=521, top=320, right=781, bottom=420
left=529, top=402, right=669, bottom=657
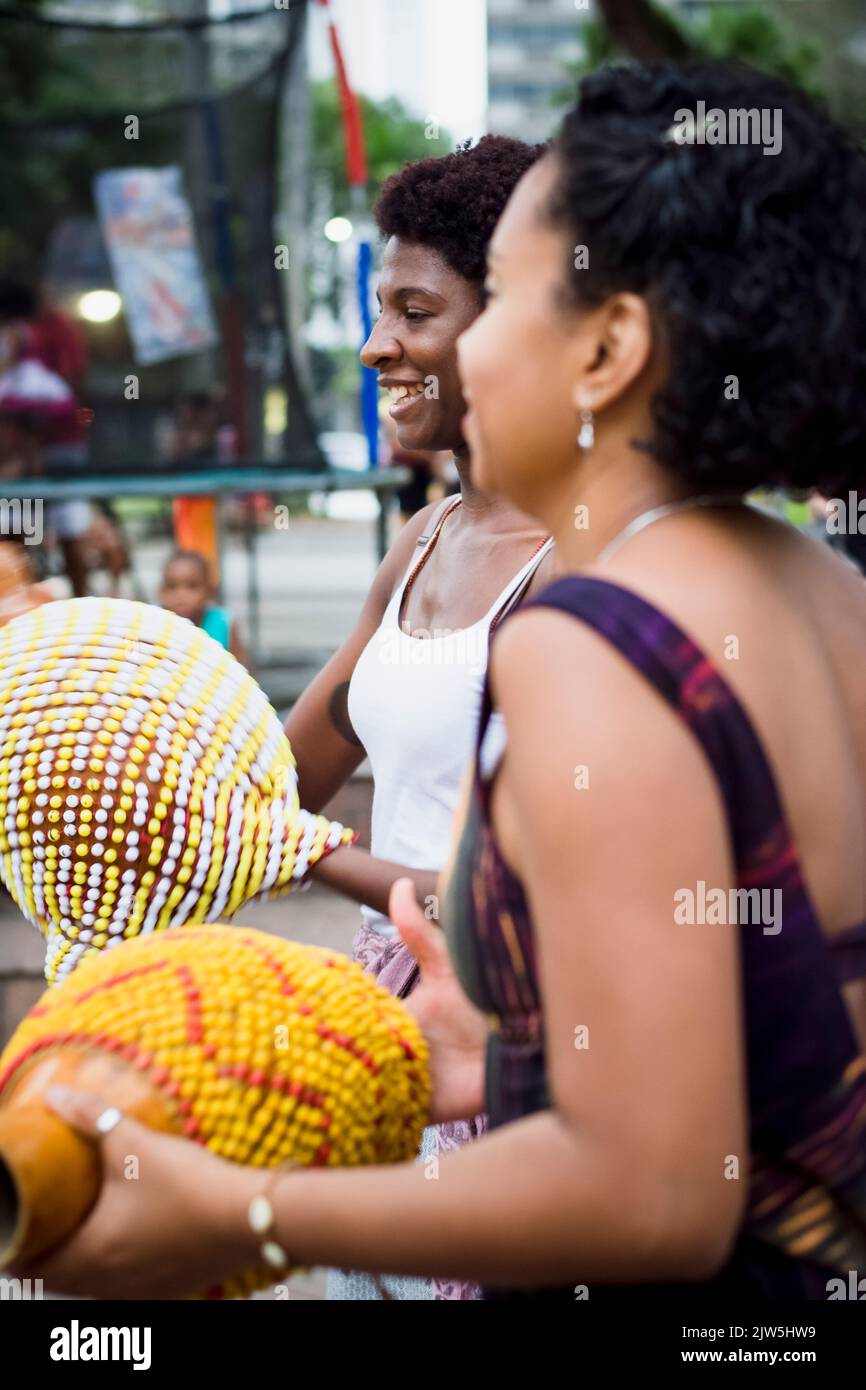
left=489, top=21, right=582, bottom=47
left=489, top=81, right=559, bottom=103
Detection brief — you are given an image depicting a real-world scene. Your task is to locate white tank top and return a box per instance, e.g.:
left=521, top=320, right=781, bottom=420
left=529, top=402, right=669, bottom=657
left=348, top=497, right=553, bottom=937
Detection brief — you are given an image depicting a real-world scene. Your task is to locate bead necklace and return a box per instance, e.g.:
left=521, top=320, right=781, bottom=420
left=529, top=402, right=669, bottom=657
left=400, top=494, right=551, bottom=636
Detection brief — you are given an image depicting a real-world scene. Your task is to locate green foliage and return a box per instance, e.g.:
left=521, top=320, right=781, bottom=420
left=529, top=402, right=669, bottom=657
left=556, top=3, right=824, bottom=108
left=311, top=79, right=452, bottom=216
left=554, top=23, right=616, bottom=105
left=698, top=7, right=822, bottom=93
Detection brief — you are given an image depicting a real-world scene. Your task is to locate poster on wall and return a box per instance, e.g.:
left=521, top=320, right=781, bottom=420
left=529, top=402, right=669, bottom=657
left=93, top=166, right=218, bottom=366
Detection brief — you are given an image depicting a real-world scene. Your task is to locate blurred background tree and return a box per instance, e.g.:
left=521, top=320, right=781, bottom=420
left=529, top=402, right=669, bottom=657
left=310, top=79, right=451, bottom=219
left=558, top=0, right=866, bottom=131
left=591, top=0, right=693, bottom=63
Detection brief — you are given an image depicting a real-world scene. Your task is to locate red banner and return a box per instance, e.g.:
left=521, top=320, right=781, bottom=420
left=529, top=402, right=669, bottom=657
left=316, top=0, right=368, bottom=188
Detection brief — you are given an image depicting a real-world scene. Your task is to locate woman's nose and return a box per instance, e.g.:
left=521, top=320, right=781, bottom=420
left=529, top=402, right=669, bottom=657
left=361, top=316, right=400, bottom=370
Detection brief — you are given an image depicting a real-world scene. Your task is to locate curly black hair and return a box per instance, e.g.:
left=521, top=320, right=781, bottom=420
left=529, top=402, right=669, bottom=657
left=548, top=62, right=866, bottom=495
left=374, top=135, right=545, bottom=288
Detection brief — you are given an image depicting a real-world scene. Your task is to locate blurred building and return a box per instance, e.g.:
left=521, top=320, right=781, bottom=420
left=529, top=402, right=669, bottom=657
left=309, top=0, right=486, bottom=143
left=486, top=0, right=587, bottom=141
left=485, top=0, right=762, bottom=142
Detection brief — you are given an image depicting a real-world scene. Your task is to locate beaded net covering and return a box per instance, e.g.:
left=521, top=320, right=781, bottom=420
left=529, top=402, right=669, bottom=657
left=0, top=598, right=357, bottom=984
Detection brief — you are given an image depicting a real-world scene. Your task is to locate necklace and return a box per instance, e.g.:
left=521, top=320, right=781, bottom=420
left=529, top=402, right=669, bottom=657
left=399, top=495, right=462, bottom=614
left=594, top=494, right=744, bottom=567
left=400, top=494, right=550, bottom=634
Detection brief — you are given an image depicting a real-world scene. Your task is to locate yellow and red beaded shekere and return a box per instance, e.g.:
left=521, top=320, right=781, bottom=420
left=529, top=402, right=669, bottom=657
left=0, top=598, right=357, bottom=985
left=0, top=923, right=431, bottom=1298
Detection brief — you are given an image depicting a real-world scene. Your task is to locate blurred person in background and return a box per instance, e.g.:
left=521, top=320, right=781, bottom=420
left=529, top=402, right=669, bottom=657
left=159, top=548, right=249, bottom=668
left=167, top=389, right=267, bottom=532
left=167, top=390, right=223, bottom=464
left=0, top=277, right=128, bottom=595
left=0, top=540, right=56, bottom=625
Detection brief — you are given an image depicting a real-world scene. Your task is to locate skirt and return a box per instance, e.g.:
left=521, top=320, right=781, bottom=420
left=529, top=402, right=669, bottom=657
left=326, top=920, right=487, bottom=1301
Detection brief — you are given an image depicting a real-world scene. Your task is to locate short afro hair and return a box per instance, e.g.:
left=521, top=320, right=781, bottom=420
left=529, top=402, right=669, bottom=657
left=548, top=62, right=866, bottom=496
left=374, top=135, right=546, bottom=288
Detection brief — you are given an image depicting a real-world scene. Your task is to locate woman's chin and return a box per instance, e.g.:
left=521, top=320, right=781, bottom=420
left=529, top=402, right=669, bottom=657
left=394, top=422, right=433, bottom=454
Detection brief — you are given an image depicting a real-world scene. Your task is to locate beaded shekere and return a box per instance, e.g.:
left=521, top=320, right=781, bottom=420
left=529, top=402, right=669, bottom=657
left=0, top=923, right=431, bottom=1297
left=0, top=598, right=358, bottom=984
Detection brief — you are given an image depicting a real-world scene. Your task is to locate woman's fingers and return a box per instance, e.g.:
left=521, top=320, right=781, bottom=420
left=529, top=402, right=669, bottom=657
left=44, top=1084, right=122, bottom=1139
left=42, top=1085, right=147, bottom=1165
left=390, top=877, right=450, bottom=977
left=389, top=875, right=425, bottom=930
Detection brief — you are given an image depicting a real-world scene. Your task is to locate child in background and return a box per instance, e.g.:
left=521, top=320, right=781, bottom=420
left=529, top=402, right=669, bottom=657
left=0, top=541, right=57, bottom=626
left=159, top=549, right=249, bottom=668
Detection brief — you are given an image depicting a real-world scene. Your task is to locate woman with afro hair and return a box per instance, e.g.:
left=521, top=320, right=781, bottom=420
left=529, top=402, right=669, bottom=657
left=33, top=61, right=866, bottom=1304
left=288, top=134, right=554, bottom=1299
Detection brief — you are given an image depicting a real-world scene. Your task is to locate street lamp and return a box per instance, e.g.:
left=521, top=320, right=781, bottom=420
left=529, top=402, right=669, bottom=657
left=324, top=216, right=353, bottom=244
left=78, top=289, right=122, bottom=323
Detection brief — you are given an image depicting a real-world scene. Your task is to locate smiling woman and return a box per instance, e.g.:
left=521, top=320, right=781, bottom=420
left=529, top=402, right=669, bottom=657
left=365, top=138, right=544, bottom=440
left=283, top=134, right=557, bottom=1301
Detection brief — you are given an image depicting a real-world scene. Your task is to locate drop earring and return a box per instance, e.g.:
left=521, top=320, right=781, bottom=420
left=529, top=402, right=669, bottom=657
left=577, top=403, right=594, bottom=451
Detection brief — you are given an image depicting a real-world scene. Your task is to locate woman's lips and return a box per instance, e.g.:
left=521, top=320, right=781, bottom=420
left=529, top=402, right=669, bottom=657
left=386, top=384, right=427, bottom=419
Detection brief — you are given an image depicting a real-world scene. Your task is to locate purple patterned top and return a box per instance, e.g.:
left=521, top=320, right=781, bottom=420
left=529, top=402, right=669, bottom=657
left=444, top=575, right=866, bottom=1300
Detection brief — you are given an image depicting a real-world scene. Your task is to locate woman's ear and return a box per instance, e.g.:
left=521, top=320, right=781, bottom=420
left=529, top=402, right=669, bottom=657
left=571, top=293, right=653, bottom=417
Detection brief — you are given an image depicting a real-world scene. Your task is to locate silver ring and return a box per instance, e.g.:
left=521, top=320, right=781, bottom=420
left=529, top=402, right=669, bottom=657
left=95, top=1105, right=124, bottom=1135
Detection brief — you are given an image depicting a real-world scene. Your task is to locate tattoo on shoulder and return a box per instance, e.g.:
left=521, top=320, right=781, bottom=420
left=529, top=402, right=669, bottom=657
left=328, top=681, right=363, bottom=747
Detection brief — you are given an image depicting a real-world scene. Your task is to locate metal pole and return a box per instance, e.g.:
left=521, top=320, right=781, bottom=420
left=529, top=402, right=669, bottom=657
left=246, top=497, right=261, bottom=662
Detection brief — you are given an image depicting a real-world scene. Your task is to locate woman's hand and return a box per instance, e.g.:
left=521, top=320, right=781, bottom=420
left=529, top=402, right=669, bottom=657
left=389, top=877, right=488, bottom=1124
left=12, top=1087, right=258, bottom=1299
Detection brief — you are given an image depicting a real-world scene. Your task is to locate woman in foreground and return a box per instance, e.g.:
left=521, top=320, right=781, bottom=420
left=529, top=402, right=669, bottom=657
left=25, top=61, right=866, bottom=1299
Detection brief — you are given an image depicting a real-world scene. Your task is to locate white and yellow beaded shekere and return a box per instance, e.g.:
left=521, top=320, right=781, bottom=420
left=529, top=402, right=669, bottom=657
left=0, top=598, right=357, bottom=984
